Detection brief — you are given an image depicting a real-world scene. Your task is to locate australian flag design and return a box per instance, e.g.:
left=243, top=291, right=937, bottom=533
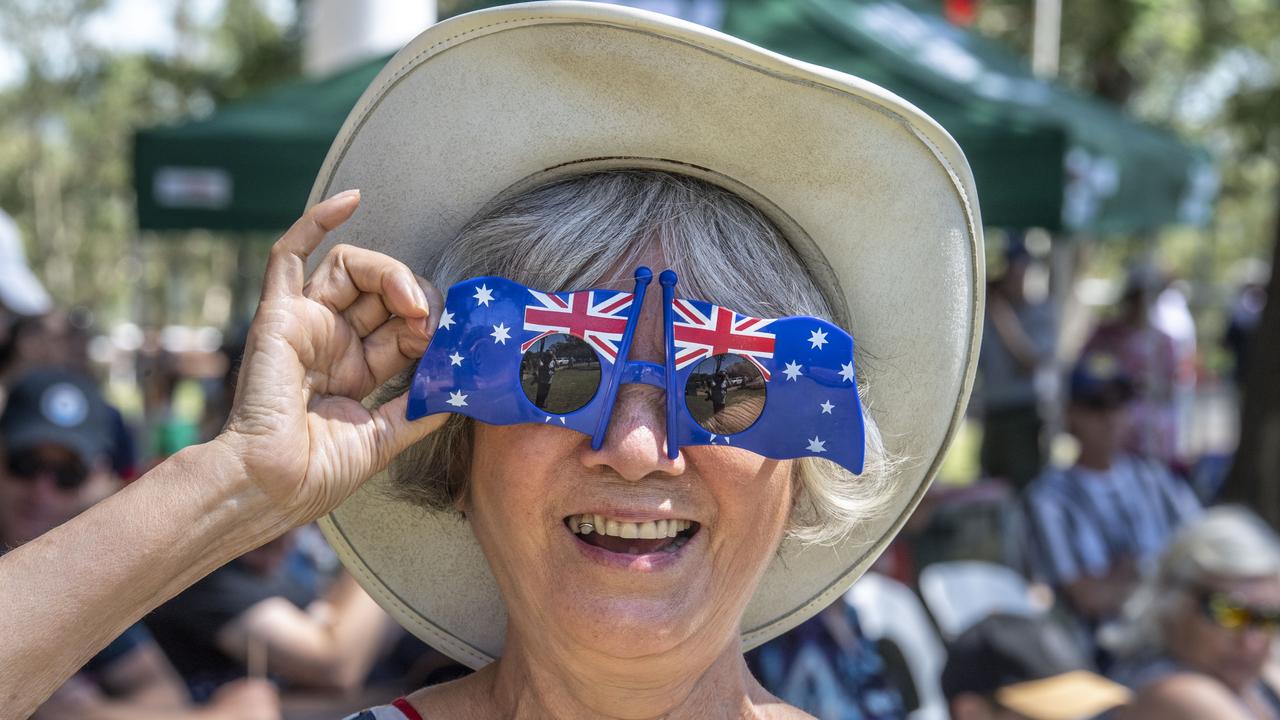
left=407, top=273, right=865, bottom=475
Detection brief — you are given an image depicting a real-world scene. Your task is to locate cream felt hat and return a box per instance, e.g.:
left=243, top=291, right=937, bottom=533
left=310, top=1, right=983, bottom=668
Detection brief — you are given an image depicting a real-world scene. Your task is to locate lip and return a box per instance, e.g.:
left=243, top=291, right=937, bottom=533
left=563, top=507, right=700, bottom=524
left=564, top=518, right=701, bottom=571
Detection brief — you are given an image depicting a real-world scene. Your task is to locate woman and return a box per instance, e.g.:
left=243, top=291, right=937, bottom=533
left=0, top=4, right=981, bottom=718
left=1106, top=506, right=1280, bottom=719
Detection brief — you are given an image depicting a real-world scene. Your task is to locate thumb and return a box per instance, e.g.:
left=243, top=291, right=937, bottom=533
left=366, top=392, right=451, bottom=474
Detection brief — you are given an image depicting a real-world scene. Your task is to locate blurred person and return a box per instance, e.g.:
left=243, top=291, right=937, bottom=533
left=942, top=613, right=1131, bottom=720
left=0, top=208, right=53, bottom=377
left=746, top=601, right=906, bottom=719
left=1, top=367, right=280, bottom=720
left=1083, top=263, right=1179, bottom=464
left=146, top=526, right=398, bottom=702
left=1104, top=507, right=1280, bottom=720
left=1224, top=275, right=1267, bottom=389
left=137, top=345, right=200, bottom=467
left=978, top=237, right=1056, bottom=488
left=1, top=309, right=138, bottom=480
left=1149, top=275, right=1196, bottom=462
left=1024, top=352, right=1201, bottom=632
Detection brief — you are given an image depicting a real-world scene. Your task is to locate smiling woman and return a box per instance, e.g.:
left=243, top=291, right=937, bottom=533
left=302, top=2, right=981, bottom=718
left=382, top=171, right=897, bottom=547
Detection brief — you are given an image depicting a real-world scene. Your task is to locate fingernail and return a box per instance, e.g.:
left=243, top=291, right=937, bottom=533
left=331, top=188, right=360, bottom=202
left=402, top=278, right=429, bottom=313
left=413, top=315, right=430, bottom=337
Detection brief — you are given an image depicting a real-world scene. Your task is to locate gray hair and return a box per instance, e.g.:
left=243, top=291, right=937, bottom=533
left=1102, top=506, right=1280, bottom=656
left=376, top=170, right=897, bottom=545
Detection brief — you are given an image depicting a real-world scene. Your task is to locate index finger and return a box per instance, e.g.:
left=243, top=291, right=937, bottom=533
left=260, top=189, right=361, bottom=302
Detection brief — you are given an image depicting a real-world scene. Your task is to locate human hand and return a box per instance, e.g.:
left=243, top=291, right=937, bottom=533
left=216, top=190, right=447, bottom=529
left=204, top=678, right=281, bottom=720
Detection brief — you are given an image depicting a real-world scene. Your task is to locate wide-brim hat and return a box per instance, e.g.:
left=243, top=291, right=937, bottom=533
left=311, top=1, right=983, bottom=668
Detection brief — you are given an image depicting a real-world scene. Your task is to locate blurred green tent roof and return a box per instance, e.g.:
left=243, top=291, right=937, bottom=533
left=133, top=0, right=1213, bottom=233
left=754, top=0, right=1217, bottom=234
left=134, top=55, right=386, bottom=231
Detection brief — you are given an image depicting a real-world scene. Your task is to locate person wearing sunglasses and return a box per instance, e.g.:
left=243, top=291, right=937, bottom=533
left=0, top=368, right=282, bottom=719
left=0, top=5, right=983, bottom=717
left=1105, top=507, right=1280, bottom=719
left=1023, top=351, right=1202, bottom=638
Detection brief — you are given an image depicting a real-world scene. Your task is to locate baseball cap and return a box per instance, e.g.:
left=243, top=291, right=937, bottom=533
left=0, top=368, right=113, bottom=467
left=1069, top=352, right=1135, bottom=409
left=0, top=209, right=52, bottom=317
left=941, top=614, right=1131, bottom=720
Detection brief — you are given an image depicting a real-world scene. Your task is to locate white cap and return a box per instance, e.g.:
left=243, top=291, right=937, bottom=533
left=0, top=208, right=53, bottom=316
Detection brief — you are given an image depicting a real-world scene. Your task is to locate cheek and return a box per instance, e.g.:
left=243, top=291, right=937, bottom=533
left=690, top=450, right=794, bottom=549
left=466, top=423, right=578, bottom=517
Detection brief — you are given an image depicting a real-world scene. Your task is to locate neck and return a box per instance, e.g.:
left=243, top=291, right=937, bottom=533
left=477, top=624, right=774, bottom=720
left=1076, top=449, right=1115, bottom=472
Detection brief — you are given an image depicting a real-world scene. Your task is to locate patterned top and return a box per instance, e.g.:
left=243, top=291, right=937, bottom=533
left=1024, top=455, right=1201, bottom=586
left=343, top=697, right=422, bottom=720
left=747, top=603, right=905, bottom=719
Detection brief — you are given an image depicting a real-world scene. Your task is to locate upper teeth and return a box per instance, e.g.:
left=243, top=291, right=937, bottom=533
left=570, top=514, right=692, bottom=539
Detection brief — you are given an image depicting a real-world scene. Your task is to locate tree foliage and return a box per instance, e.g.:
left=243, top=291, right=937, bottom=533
left=0, top=0, right=300, bottom=329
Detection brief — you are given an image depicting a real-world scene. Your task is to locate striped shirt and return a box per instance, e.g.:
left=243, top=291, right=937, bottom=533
left=1024, top=455, right=1201, bottom=586
left=343, top=698, right=423, bottom=720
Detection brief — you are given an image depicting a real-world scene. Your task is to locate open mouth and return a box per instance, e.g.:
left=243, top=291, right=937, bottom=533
left=565, top=514, right=700, bottom=555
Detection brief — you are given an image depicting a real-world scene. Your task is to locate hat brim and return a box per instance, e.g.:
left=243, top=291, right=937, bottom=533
left=996, top=670, right=1133, bottom=720
left=313, top=1, right=983, bottom=668
left=4, top=424, right=98, bottom=469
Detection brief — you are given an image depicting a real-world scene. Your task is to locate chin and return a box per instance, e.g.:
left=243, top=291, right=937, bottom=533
left=549, top=584, right=730, bottom=661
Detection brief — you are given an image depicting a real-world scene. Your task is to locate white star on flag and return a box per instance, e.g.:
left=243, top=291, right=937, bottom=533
left=490, top=323, right=511, bottom=344
left=449, top=352, right=464, bottom=367
left=446, top=390, right=469, bottom=407
left=839, top=361, right=855, bottom=383
left=473, top=285, right=494, bottom=307
left=437, top=309, right=455, bottom=330
left=808, top=328, right=829, bottom=349
left=806, top=436, right=827, bottom=453
left=820, top=400, right=835, bottom=414
left=782, top=361, right=803, bottom=381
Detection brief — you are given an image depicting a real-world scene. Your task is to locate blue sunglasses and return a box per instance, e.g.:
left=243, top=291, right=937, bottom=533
left=407, top=268, right=865, bottom=474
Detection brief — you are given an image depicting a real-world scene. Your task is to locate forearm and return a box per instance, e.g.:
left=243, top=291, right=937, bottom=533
left=0, top=438, right=291, bottom=719
left=319, top=573, right=393, bottom=689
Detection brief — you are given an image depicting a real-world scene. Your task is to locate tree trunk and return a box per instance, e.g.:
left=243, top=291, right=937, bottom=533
left=1219, top=188, right=1280, bottom=528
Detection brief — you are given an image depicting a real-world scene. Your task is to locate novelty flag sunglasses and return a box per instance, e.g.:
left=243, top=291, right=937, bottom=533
left=407, top=268, right=865, bottom=474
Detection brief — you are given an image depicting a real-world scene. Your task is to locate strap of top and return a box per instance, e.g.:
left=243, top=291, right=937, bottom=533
left=393, top=698, right=425, bottom=720
left=342, top=698, right=424, bottom=720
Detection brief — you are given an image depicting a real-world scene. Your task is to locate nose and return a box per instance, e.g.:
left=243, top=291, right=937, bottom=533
left=579, top=383, right=685, bottom=481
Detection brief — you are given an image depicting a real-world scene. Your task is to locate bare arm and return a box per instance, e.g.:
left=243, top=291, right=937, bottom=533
left=35, top=676, right=280, bottom=720
left=217, top=572, right=393, bottom=691
left=1061, top=556, right=1139, bottom=622
left=988, top=294, right=1043, bottom=372
left=0, top=191, right=445, bottom=719
left=0, top=440, right=283, bottom=719
left=1126, top=673, right=1253, bottom=720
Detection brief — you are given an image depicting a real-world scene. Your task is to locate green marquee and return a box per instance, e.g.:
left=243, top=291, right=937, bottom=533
left=133, top=0, right=1211, bottom=233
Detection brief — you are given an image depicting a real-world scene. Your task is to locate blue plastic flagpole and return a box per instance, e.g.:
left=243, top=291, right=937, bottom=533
left=660, top=269, right=680, bottom=460
left=590, top=266, right=652, bottom=450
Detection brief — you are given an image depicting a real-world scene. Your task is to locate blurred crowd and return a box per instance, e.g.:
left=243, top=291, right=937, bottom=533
left=3, top=198, right=1279, bottom=720
left=0, top=212, right=469, bottom=719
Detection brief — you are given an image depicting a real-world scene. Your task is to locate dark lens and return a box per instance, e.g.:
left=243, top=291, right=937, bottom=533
left=53, top=462, right=88, bottom=491
left=6, top=451, right=87, bottom=491
left=684, top=354, right=766, bottom=435
left=519, top=334, right=602, bottom=414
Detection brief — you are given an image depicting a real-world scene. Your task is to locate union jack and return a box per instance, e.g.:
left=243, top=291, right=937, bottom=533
left=672, top=298, right=776, bottom=380
left=522, top=289, right=634, bottom=362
